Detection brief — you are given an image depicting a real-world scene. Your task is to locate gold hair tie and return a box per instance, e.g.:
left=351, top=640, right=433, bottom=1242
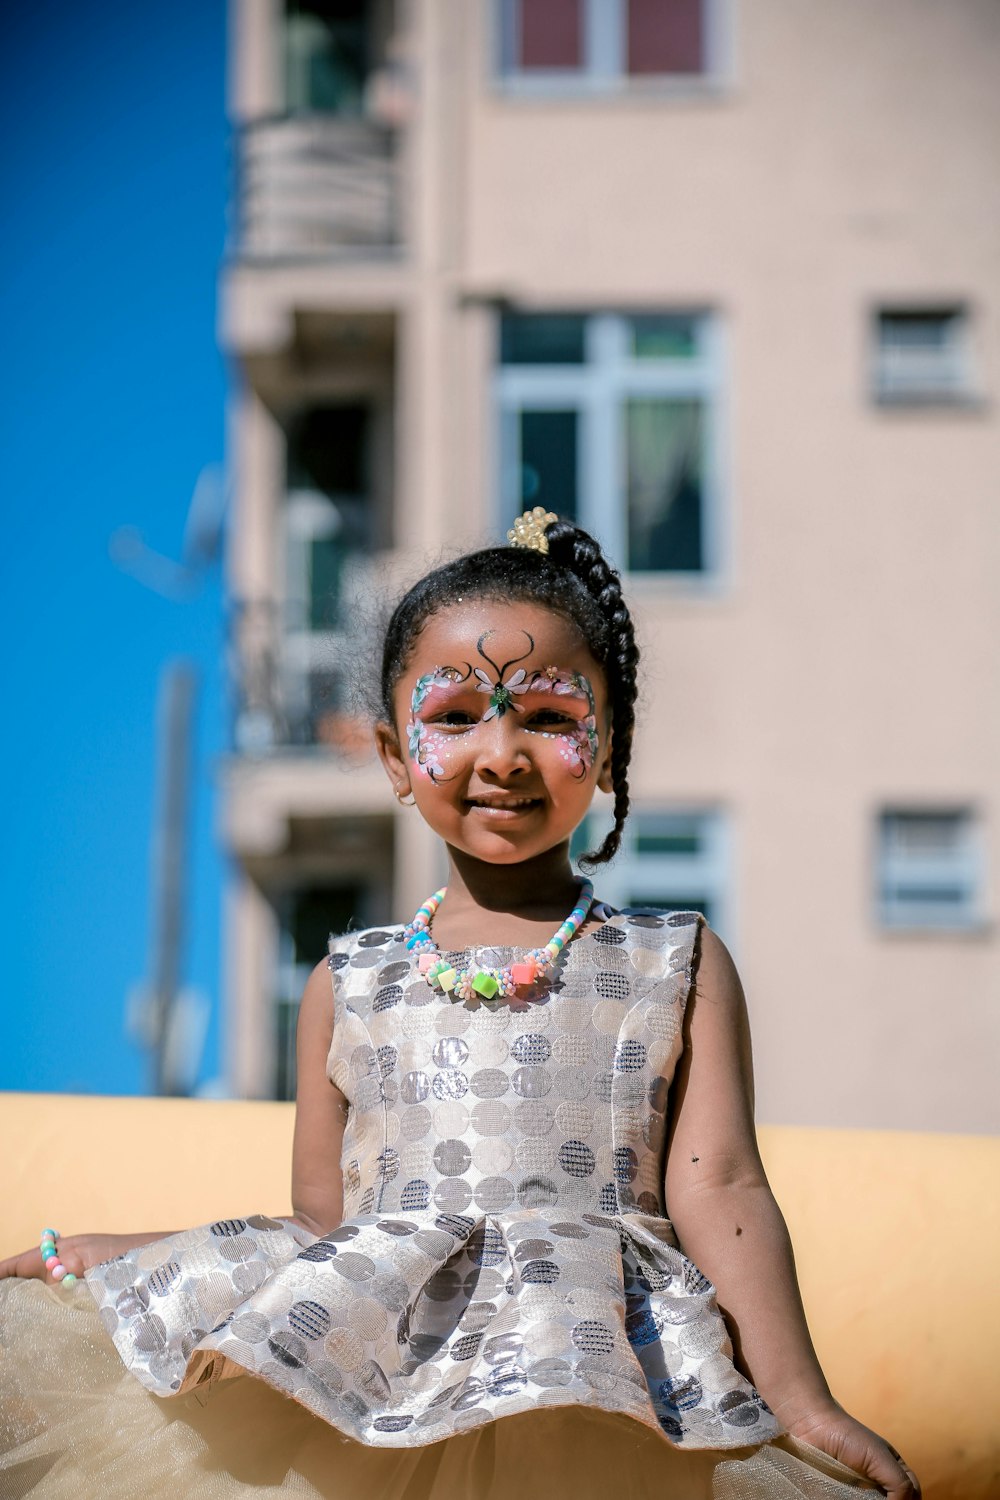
left=507, top=507, right=558, bottom=554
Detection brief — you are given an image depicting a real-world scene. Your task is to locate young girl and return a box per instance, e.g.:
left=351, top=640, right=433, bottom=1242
left=1, top=515, right=919, bottom=1500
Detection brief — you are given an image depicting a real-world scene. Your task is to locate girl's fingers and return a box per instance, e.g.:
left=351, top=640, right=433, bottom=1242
left=0, top=1248, right=44, bottom=1280
left=0, top=1240, right=87, bottom=1281
left=883, top=1442, right=921, bottom=1499
left=897, top=1465, right=921, bottom=1500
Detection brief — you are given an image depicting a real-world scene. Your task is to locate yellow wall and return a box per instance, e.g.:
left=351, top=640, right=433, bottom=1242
left=2, top=1093, right=996, bottom=1498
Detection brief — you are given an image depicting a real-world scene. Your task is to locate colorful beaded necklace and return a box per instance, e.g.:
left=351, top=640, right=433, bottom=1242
left=403, top=879, right=595, bottom=1001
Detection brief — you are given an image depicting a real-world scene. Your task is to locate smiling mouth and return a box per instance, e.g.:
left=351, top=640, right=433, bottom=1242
left=465, top=795, right=541, bottom=814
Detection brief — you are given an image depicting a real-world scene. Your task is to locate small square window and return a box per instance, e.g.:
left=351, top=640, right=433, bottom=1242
left=873, top=308, right=972, bottom=404
left=877, top=809, right=982, bottom=931
left=572, top=809, right=729, bottom=936
left=498, top=1, right=719, bottom=86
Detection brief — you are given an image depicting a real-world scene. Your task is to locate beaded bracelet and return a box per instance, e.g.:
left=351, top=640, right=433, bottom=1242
left=39, top=1228, right=78, bottom=1284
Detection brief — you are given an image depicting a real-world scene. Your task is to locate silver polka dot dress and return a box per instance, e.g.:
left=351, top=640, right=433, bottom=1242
left=86, top=910, right=780, bottom=1452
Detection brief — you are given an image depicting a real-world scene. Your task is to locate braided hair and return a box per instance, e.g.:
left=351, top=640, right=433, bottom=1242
left=378, top=519, right=639, bottom=865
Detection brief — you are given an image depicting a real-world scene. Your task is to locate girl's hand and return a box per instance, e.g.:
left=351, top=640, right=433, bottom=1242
left=786, top=1403, right=920, bottom=1499
left=0, top=1233, right=146, bottom=1282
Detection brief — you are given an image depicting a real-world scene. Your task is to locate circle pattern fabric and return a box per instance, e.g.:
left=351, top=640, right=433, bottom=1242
left=86, top=909, right=780, bottom=1456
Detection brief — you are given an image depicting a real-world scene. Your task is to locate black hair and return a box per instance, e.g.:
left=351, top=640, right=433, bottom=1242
left=378, top=519, right=639, bottom=866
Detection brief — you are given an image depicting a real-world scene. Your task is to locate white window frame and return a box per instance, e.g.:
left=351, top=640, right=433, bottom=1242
left=496, top=311, right=728, bottom=586
left=580, top=805, right=733, bottom=941
left=280, top=486, right=352, bottom=740
left=872, top=306, right=976, bottom=405
left=877, top=808, right=985, bottom=932
left=495, top=0, right=734, bottom=95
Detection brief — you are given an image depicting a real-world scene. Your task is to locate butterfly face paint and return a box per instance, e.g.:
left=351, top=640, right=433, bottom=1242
left=406, top=665, right=468, bottom=782
left=405, top=633, right=600, bottom=784
left=524, top=665, right=599, bottom=777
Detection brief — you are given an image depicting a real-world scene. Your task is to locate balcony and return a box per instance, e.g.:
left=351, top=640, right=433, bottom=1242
left=233, top=115, right=401, bottom=262
left=228, top=596, right=374, bottom=759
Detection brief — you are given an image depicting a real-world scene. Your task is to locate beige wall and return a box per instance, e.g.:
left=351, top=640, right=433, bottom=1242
left=222, top=0, right=1000, bottom=1129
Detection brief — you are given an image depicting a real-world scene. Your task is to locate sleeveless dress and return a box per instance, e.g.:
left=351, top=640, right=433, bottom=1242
left=0, top=910, right=874, bottom=1498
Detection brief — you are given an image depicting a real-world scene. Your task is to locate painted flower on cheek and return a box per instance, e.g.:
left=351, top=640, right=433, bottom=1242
left=406, top=719, right=447, bottom=782
left=581, top=714, right=599, bottom=768
left=406, top=666, right=467, bottom=784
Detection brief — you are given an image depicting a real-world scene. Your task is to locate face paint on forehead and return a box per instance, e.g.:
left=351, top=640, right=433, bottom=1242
left=472, top=631, right=534, bottom=720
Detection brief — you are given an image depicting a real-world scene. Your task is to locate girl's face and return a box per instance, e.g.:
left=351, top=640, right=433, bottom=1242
left=376, top=600, right=613, bottom=868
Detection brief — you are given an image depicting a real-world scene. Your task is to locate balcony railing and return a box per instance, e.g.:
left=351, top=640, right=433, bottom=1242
left=228, top=598, right=373, bottom=758
left=233, top=115, right=401, bottom=261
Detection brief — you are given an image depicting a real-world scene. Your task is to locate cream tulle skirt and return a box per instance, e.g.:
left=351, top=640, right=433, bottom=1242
left=0, top=1283, right=875, bottom=1499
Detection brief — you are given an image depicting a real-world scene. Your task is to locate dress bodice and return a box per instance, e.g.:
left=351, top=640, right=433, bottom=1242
left=326, top=909, right=697, bottom=1225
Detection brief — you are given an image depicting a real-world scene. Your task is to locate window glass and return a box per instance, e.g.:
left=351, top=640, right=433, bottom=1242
left=625, top=397, right=704, bottom=571
left=878, top=810, right=979, bottom=929
left=635, top=828, right=701, bottom=856
left=288, top=402, right=369, bottom=494
left=501, top=313, right=587, bottom=365
left=630, top=314, right=699, bottom=361
left=518, top=409, right=579, bottom=521
left=518, top=0, right=583, bottom=69
left=287, top=404, right=372, bottom=632
left=627, top=0, right=704, bottom=76
left=874, top=308, right=969, bottom=402
left=285, top=0, right=370, bottom=115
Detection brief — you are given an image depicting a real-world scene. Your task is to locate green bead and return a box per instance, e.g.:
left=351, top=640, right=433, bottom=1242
left=62, top=1273, right=78, bottom=1283
left=471, top=971, right=499, bottom=998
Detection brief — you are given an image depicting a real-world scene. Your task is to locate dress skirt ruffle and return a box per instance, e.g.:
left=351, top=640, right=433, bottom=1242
left=1, top=1283, right=876, bottom=1499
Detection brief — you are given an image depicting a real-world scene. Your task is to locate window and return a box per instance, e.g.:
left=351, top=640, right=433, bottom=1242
left=873, top=308, right=973, bottom=404
left=284, top=403, right=373, bottom=743
left=877, top=810, right=983, bottom=931
left=498, top=0, right=725, bottom=88
left=573, top=808, right=730, bottom=936
left=285, top=0, right=372, bottom=116
left=498, top=311, right=723, bottom=576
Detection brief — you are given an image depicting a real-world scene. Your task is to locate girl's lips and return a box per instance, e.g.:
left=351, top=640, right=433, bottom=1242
left=465, top=796, right=542, bottom=818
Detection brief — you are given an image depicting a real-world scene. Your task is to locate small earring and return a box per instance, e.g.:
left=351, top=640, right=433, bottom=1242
left=394, top=782, right=416, bottom=807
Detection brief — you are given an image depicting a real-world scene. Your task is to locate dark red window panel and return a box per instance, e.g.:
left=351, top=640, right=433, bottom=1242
left=627, top=0, right=704, bottom=76
left=519, top=0, right=584, bottom=70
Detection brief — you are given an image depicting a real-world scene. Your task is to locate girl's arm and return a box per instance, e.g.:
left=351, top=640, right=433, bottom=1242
left=665, top=927, right=919, bottom=1500
left=1, top=958, right=348, bottom=1281
left=289, top=956, right=349, bottom=1235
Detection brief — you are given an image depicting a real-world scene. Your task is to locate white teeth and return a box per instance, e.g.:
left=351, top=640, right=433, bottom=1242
left=471, top=798, right=535, bottom=809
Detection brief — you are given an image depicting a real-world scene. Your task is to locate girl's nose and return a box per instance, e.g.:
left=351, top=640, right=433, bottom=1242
left=473, top=716, right=531, bottom=778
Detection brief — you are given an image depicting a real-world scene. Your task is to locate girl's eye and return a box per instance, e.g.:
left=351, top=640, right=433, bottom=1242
left=433, top=710, right=476, bottom=727
left=527, top=710, right=578, bottom=729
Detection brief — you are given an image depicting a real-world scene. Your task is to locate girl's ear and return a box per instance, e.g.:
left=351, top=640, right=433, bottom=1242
left=374, top=720, right=411, bottom=800
left=596, top=728, right=614, bottom=795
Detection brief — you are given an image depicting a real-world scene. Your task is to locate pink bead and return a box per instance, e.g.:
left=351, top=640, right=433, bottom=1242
left=51, top=1264, right=67, bottom=1281
left=418, top=953, right=436, bottom=974
left=511, top=963, right=537, bottom=987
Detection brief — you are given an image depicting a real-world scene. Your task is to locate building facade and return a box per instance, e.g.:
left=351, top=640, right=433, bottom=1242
left=220, top=0, right=1000, bottom=1132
